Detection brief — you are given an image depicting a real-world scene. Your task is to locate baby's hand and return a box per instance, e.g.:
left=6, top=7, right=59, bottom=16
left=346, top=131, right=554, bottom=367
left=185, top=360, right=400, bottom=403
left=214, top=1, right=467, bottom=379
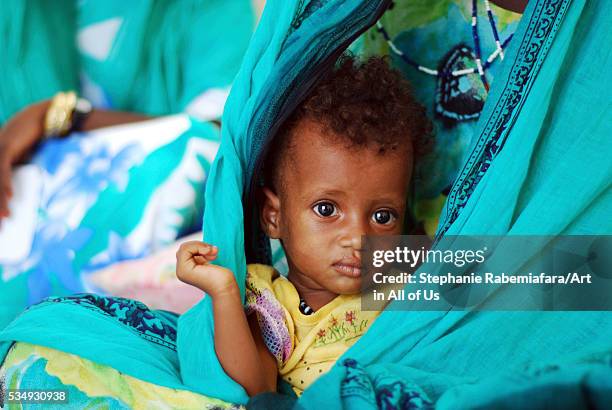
left=176, top=241, right=237, bottom=297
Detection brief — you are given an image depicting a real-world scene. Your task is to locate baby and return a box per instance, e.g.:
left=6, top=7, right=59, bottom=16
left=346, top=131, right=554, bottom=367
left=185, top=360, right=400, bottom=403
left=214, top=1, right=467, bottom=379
left=176, top=55, right=431, bottom=397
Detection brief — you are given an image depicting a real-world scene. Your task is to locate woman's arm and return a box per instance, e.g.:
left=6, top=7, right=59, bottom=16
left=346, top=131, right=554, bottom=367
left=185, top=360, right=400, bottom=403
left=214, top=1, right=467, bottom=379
left=0, top=100, right=152, bottom=218
left=176, top=241, right=277, bottom=396
left=79, top=108, right=151, bottom=131
left=20, top=99, right=152, bottom=132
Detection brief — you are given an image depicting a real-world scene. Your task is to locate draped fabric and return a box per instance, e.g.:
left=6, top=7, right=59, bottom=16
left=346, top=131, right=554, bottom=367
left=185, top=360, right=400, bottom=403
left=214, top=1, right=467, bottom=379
left=76, top=0, right=254, bottom=117
left=0, top=0, right=78, bottom=124
left=177, top=0, right=392, bottom=402
left=0, top=0, right=254, bottom=124
left=298, top=0, right=612, bottom=408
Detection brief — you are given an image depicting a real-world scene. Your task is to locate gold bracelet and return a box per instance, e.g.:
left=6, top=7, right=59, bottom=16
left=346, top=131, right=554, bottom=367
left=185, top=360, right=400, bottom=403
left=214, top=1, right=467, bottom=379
left=44, top=91, right=77, bottom=138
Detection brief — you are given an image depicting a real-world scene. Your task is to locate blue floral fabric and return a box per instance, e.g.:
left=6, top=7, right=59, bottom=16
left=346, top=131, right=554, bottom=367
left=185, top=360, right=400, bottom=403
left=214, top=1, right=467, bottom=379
left=0, top=115, right=220, bottom=329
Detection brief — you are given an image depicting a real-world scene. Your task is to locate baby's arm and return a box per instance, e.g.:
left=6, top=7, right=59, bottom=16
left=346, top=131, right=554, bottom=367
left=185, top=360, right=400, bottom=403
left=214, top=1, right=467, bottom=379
left=176, top=241, right=277, bottom=396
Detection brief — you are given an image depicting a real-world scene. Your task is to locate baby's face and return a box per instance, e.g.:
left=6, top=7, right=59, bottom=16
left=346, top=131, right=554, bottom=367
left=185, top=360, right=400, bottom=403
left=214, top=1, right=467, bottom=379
left=264, top=119, right=412, bottom=296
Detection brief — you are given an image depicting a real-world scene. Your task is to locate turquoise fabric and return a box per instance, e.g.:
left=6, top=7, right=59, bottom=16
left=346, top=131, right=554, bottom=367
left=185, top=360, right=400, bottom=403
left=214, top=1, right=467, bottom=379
left=178, top=0, right=391, bottom=402
left=77, top=0, right=254, bottom=114
left=0, top=0, right=78, bottom=124
left=0, top=298, right=183, bottom=391
left=298, top=0, right=612, bottom=408
left=0, top=0, right=254, bottom=123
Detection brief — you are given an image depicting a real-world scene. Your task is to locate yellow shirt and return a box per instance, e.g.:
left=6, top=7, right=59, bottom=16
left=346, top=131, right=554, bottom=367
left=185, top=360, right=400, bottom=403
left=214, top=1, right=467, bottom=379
left=245, top=264, right=380, bottom=396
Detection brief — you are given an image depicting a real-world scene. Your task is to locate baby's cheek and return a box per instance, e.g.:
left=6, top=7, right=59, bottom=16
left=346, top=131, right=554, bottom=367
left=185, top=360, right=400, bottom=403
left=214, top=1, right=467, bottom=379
left=294, top=221, right=329, bottom=253
left=285, top=217, right=337, bottom=268
left=284, top=233, right=317, bottom=267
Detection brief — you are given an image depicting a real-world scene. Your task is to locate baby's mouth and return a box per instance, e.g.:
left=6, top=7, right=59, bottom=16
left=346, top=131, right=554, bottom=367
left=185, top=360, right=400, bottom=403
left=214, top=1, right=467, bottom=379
left=332, top=260, right=362, bottom=277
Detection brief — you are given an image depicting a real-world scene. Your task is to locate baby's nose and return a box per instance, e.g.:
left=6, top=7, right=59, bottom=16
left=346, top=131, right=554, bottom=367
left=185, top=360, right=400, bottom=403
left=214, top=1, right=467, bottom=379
left=340, top=232, right=364, bottom=251
left=339, top=215, right=369, bottom=249
left=351, top=236, right=364, bottom=252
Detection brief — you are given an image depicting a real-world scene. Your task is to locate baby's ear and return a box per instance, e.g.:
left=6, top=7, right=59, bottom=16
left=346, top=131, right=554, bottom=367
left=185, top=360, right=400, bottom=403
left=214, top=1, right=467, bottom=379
left=260, top=187, right=281, bottom=239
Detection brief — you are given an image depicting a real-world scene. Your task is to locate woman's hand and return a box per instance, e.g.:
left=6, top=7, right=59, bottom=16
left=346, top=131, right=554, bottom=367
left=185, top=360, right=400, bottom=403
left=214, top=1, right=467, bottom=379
left=0, top=101, right=49, bottom=218
left=176, top=240, right=238, bottom=297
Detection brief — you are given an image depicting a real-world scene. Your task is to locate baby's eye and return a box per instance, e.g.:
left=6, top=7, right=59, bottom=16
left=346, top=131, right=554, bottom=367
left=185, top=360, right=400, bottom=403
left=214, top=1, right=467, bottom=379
left=372, top=209, right=396, bottom=225
left=313, top=202, right=337, bottom=218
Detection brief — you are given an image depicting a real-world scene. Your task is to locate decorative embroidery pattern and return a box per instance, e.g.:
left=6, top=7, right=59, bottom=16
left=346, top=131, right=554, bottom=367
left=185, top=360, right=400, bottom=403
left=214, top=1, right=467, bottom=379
left=44, top=294, right=177, bottom=350
left=341, top=358, right=434, bottom=409
left=436, top=0, right=571, bottom=238
left=314, top=311, right=369, bottom=347
left=435, top=44, right=487, bottom=125
left=245, top=277, right=292, bottom=363
left=289, top=0, right=327, bottom=32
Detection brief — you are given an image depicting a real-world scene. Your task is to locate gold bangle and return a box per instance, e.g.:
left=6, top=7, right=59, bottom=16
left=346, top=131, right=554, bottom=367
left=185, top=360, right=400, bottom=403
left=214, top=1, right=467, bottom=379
left=44, top=91, right=77, bottom=138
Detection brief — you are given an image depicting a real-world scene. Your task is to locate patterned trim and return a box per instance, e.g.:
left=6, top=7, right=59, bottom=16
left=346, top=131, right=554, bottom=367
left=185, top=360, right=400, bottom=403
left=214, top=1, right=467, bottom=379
left=436, top=0, right=572, bottom=238
left=288, top=0, right=328, bottom=34
left=340, top=358, right=434, bottom=409
left=245, top=280, right=293, bottom=363
left=45, top=294, right=178, bottom=351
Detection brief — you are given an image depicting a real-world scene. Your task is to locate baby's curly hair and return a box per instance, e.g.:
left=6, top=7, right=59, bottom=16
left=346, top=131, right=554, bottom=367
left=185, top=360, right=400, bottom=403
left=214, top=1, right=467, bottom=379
left=267, top=54, right=433, bottom=191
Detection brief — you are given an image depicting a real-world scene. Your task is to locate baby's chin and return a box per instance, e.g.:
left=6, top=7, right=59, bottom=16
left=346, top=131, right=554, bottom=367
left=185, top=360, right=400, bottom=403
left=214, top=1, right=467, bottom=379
left=328, top=278, right=362, bottom=296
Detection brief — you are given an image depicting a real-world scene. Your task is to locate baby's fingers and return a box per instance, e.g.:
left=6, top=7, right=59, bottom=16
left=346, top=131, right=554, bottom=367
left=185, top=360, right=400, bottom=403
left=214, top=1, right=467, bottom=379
left=193, top=253, right=215, bottom=265
left=176, top=241, right=218, bottom=265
